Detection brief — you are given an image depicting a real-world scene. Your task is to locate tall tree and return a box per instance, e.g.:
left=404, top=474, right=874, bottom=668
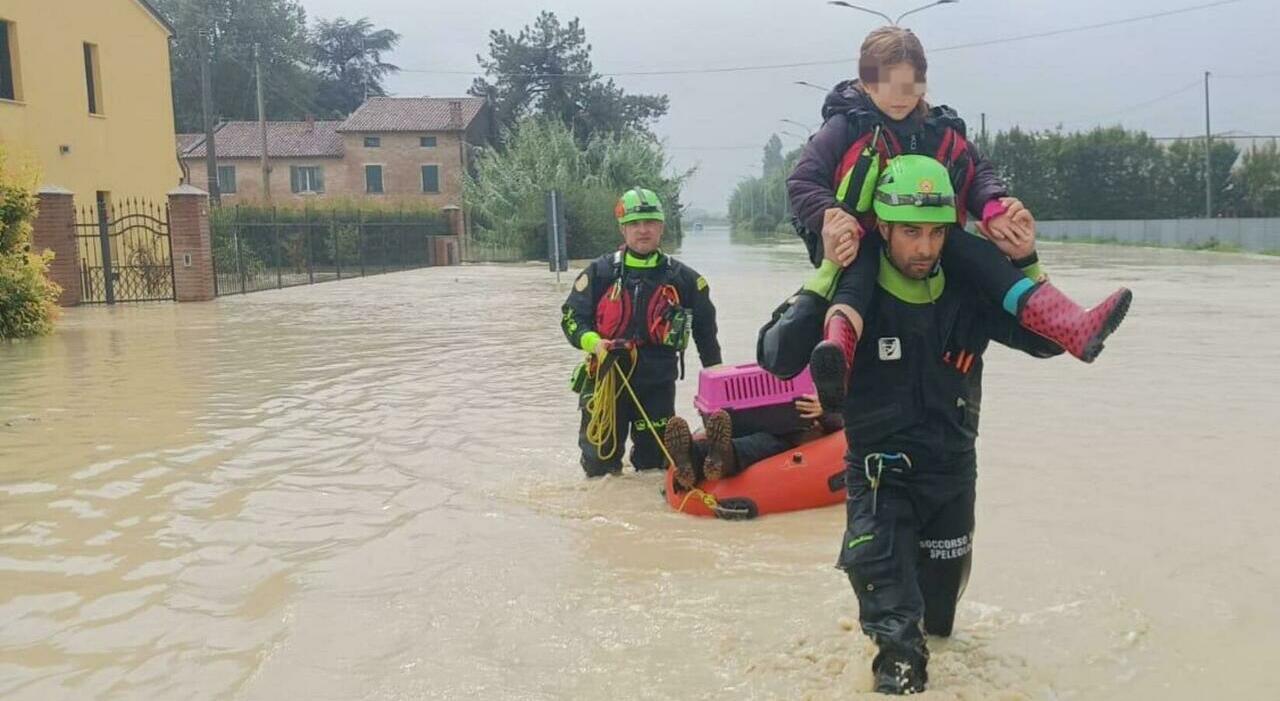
left=987, top=127, right=1065, bottom=219
left=154, top=0, right=317, bottom=132
left=1164, top=138, right=1240, bottom=217
left=1233, top=141, right=1280, bottom=217
left=762, top=134, right=785, bottom=178
left=468, top=12, right=669, bottom=144
left=310, top=18, right=401, bottom=117
left=1055, top=127, right=1167, bottom=219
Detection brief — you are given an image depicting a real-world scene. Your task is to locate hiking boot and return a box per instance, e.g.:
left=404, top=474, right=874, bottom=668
left=701, top=410, right=734, bottom=482
left=810, top=310, right=858, bottom=411
left=1018, top=283, right=1132, bottom=363
left=664, top=416, right=698, bottom=490
left=871, top=648, right=928, bottom=695
left=580, top=456, right=622, bottom=479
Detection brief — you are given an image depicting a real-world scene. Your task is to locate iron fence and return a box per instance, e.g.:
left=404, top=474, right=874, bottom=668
left=212, top=207, right=455, bottom=296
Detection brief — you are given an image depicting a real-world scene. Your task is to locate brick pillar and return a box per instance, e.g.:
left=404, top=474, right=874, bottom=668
left=440, top=205, right=463, bottom=265
left=31, top=186, right=82, bottom=306
left=167, top=185, right=215, bottom=302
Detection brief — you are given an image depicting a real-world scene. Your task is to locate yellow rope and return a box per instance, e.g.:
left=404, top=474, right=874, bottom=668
left=612, top=362, right=751, bottom=517
left=583, top=350, right=632, bottom=461
left=586, top=347, right=748, bottom=518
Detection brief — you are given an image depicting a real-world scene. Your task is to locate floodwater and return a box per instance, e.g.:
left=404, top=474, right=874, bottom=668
left=2, top=226, right=1279, bottom=700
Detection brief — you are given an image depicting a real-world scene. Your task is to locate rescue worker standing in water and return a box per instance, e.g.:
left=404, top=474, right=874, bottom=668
left=829, top=155, right=1068, bottom=694
left=562, top=188, right=722, bottom=478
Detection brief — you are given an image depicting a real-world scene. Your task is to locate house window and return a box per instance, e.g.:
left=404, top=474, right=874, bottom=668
left=83, top=42, right=103, bottom=114
left=217, top=165, right=237, bottom=194
left=421, top=165, right=440, bottom=193
left=365, top=165, right=384, bottom=194
left=290, top=166, right=324, bottom=193
left=364, top=136, right=381, bottom=148
left=0, top=20, right=18, bottom=101
left=420, top=136, right=437, bottom=148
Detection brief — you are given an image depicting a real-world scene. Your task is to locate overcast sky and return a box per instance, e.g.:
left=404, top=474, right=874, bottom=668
left=298, top=0, right=1278, bottom=212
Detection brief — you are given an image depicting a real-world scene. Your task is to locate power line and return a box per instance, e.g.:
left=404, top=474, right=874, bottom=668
left=1053, top=79, right=1203, bottom=128
left=927, top=0, right=1245, bottom=54
left=394, top=0, right=1246, bottom=79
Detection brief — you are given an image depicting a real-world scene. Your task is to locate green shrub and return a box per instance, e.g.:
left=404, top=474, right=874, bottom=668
left=465, top=118, right=691, bottom=261
left=0, top=249, right=61, bottom=338
left=0, top=157, right=60, bottom=339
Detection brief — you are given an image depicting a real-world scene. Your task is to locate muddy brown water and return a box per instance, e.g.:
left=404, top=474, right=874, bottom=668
left=3, top=227, right=1279, bottom=699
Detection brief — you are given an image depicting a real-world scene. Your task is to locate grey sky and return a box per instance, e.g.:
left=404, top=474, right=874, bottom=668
left=299, top=0, right=1277, bottom=212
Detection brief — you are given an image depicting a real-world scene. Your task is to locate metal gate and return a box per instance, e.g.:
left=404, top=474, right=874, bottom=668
left=74, top=198, right=176, bottom=304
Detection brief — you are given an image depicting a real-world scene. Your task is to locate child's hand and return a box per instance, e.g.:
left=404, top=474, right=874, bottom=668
left=822, top=208, right=861, bottom=267
left=795, top=394, right=824, bottom=419
left=980, top=198, right=1035, bottom=249
left=989, top=208, right=1037, bottom=260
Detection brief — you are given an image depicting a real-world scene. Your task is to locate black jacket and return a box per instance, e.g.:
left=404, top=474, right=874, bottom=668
left=787, top=82, right=1009, bottom=266
left=835, top=247, right=1061, bottom=465
left=561, top=249, right=722, bottom=382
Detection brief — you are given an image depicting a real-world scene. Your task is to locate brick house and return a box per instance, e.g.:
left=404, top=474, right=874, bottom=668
left=180, top=96, right=490, bottom=209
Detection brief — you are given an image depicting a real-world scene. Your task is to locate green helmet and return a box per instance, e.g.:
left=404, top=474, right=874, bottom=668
left=872, top=155, right=957, bottom=224
left=615, top=187, right=666, bottom=224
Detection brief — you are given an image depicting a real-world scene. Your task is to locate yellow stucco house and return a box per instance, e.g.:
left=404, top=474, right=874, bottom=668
left=0, top=0, right=180, bottom=205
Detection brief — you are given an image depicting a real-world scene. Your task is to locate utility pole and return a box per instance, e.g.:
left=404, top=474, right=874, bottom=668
left=1204, top=71, right=1213, bottom=218
left=980, top=112, right=987, bottom=146
left=199, top=28, right=221, bottom=206
left=255, top=43, right=270, bottom=203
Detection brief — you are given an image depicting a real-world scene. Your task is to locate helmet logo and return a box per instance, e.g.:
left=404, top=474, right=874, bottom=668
left=918, top=179, right=935, bottom=194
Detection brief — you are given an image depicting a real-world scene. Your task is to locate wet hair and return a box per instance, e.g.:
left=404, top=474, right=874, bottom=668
left=855, top=26, right=930, bottom=116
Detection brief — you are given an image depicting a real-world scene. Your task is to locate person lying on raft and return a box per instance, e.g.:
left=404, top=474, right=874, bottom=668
left=662, top=393, right=844, bottom=490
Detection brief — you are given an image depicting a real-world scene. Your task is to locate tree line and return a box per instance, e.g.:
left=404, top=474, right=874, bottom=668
left=729, top=127, right=1280, bottom=235
left=155, top=0, right=401, bottom=132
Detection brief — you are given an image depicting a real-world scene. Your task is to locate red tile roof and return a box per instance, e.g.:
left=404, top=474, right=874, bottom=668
left=337, top=97, right=486, bottom=133
left=179, top=121, right=345, bottom=159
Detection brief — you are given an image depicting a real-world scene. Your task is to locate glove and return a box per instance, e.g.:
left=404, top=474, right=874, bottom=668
left=593, top=338, right=633, bottom=363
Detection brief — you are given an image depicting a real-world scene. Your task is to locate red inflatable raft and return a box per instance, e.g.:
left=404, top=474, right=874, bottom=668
left=664, top=430, right=847, bottom=519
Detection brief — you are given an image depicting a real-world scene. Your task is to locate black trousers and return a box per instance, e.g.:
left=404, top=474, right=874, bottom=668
left=839, top=230, right=1027, bottom=316
left=837, top=452, right=976, bottom=664
left=577, top=358, right=677, bottom=476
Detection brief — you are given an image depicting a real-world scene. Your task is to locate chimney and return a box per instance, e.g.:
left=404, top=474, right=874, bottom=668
left=448, top=100, right=463, bottom=130
left=305, top=114, right=315, bottom=131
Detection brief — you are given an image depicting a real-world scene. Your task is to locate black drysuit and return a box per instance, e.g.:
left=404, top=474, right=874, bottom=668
left=833, top=248, right=1061, bottom=672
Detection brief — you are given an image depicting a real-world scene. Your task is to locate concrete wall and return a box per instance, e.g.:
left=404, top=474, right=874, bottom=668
left=0, top=0, right=180, bottom=202
left=1037, top=219, right=1280, bottom=253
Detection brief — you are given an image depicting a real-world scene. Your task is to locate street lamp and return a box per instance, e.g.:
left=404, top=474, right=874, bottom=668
left=828, top=0, right=958, bottom=26
left=794, top=80, right=828, bottom=92
left=827, top=1, right=892, bottom=25
left=895, top=0, right=958, bottom=25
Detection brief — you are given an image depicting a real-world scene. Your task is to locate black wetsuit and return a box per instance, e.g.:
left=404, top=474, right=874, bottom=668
left=833, top=249, right=1061, bottom=671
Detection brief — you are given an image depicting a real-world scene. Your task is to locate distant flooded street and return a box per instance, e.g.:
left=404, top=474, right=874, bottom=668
left=3, top=227, right=1279, bottom=699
